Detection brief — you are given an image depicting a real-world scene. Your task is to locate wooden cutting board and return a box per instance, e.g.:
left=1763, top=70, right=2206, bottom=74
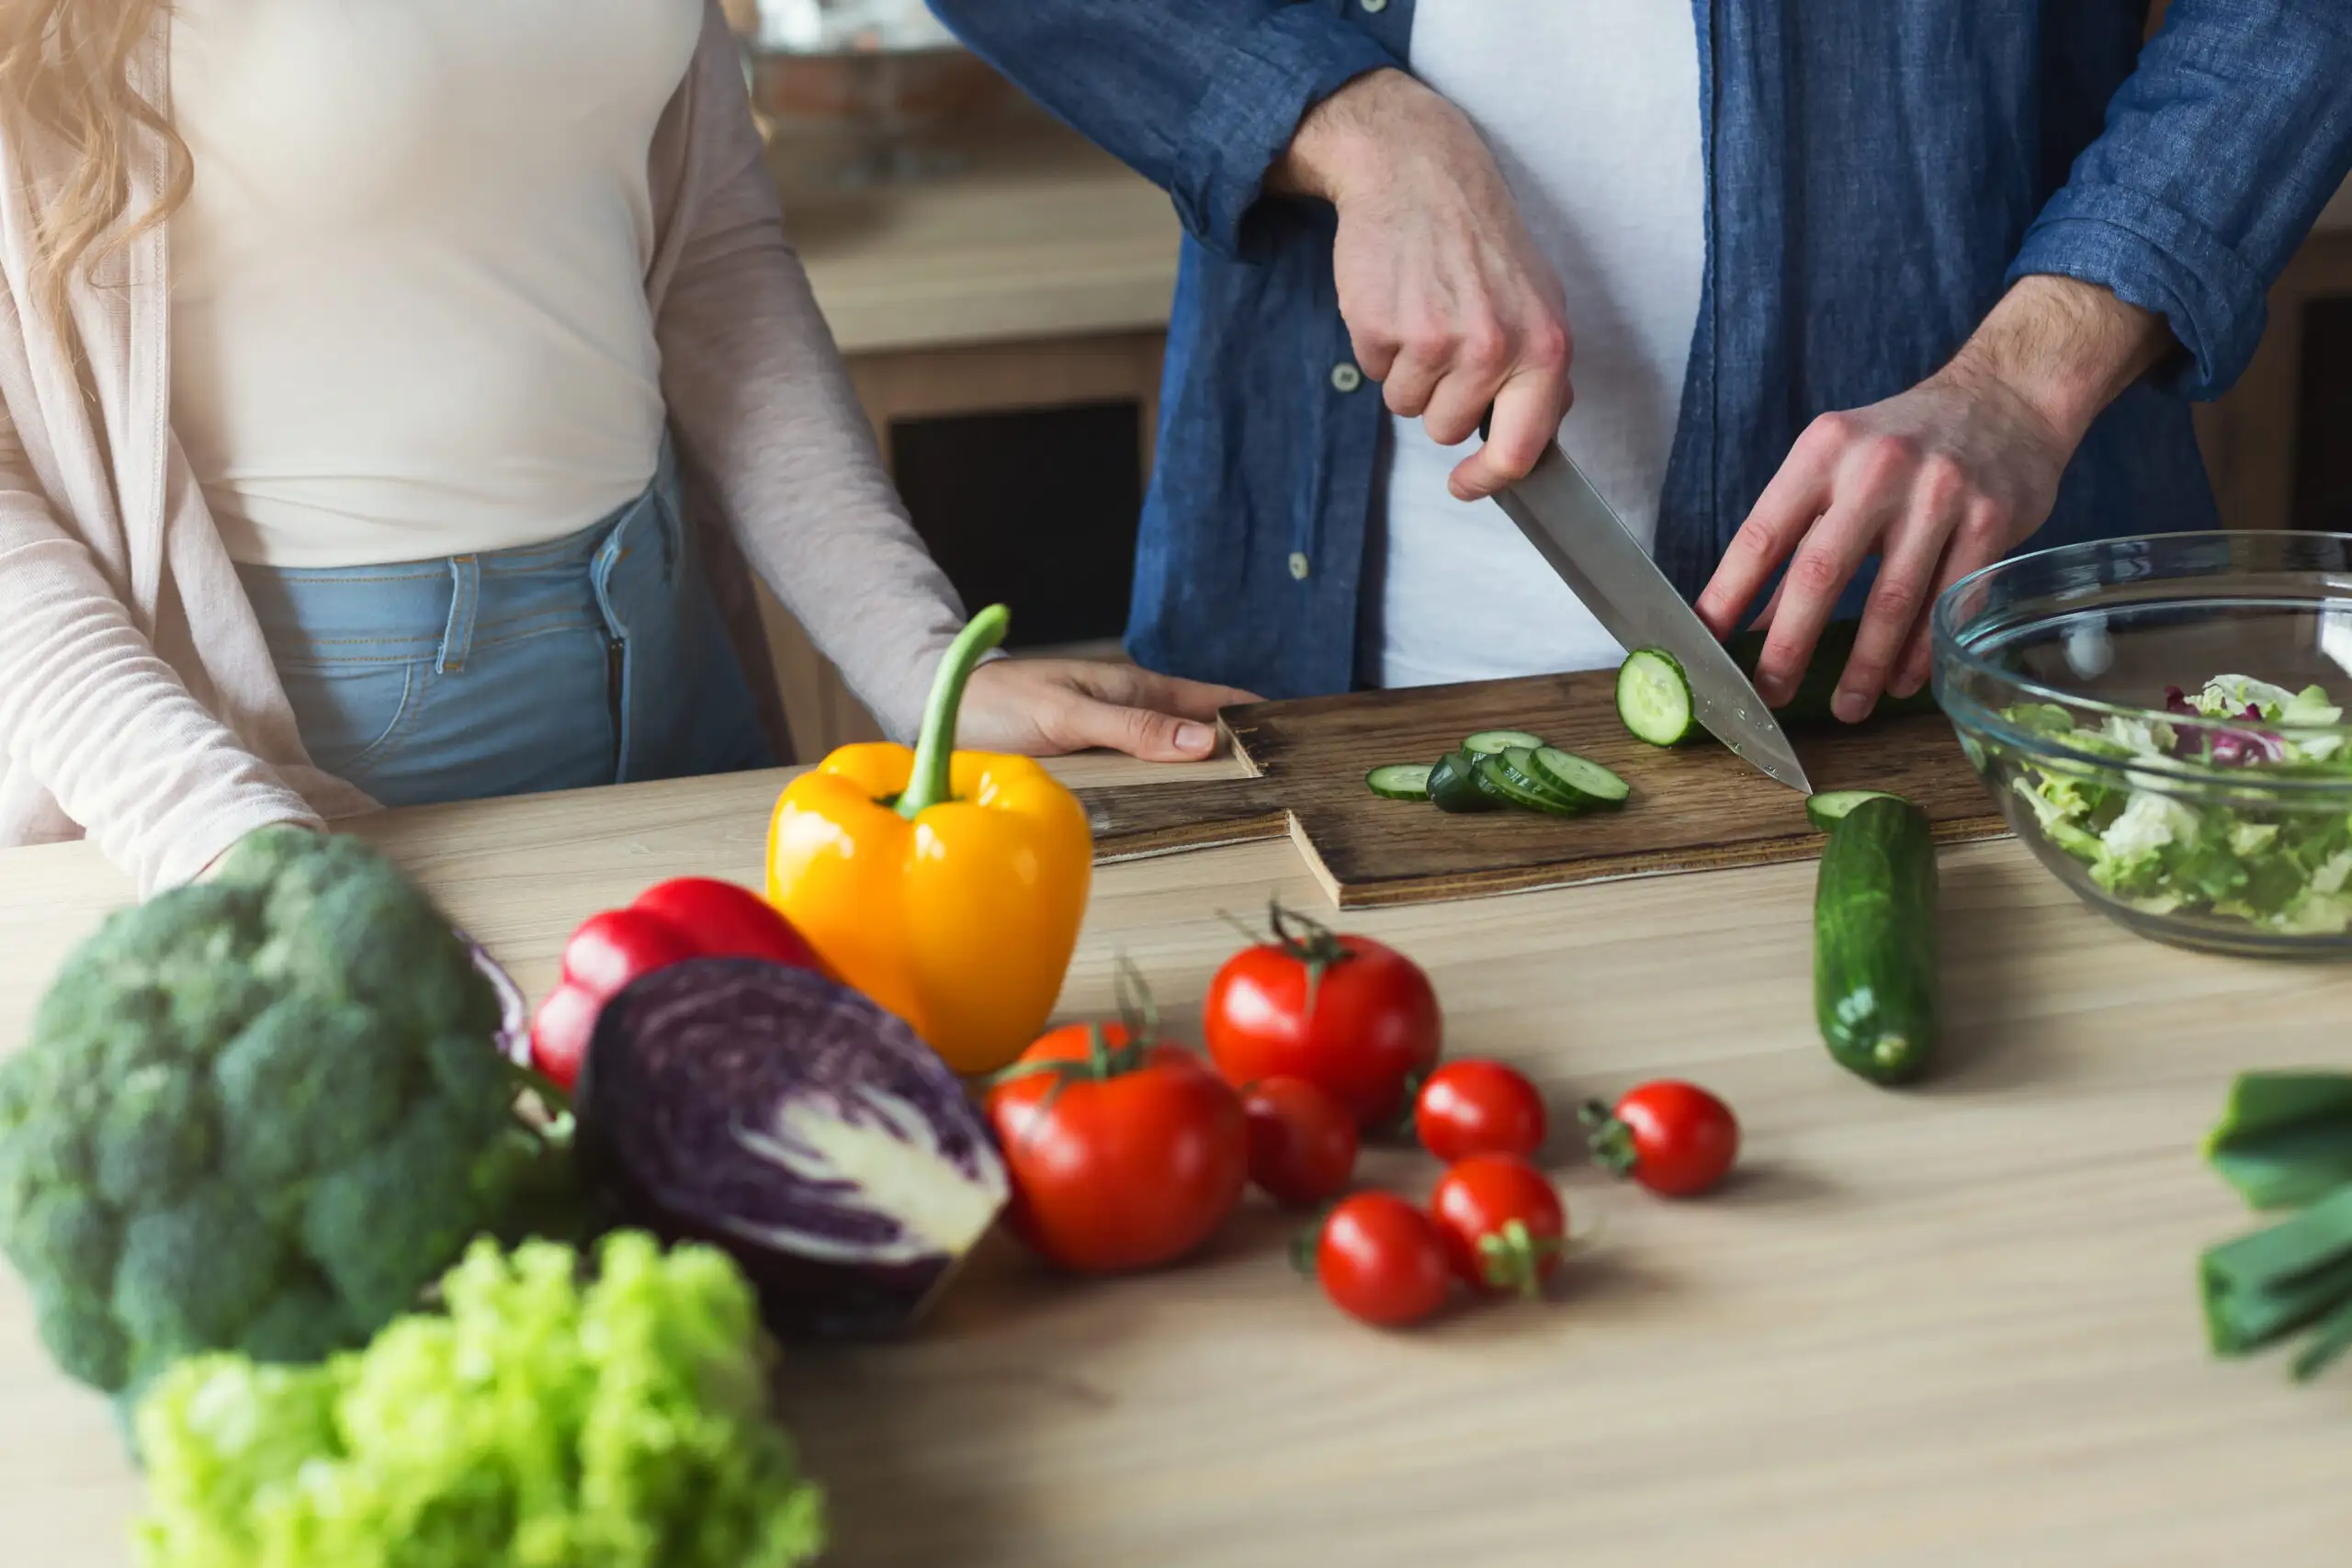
left=1072, top=670, right=2007, bottom=908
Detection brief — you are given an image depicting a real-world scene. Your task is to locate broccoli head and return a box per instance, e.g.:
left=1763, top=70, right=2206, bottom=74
left=0, top=827, right=572, bottom=1401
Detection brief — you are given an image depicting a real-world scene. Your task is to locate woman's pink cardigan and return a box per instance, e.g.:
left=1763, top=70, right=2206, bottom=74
left=0, top=2, right=967, bottom=893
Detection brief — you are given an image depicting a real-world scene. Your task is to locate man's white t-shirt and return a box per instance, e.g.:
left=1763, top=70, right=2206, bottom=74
left=1376, top=2, right=1706, bottom=687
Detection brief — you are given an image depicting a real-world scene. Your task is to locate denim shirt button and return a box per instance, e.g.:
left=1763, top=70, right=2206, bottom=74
left=1329, top=362, right=1363, bottom=393
left=1287, top=551, right=1312, bottom=581
left=1361, top=0, right=1389, bottom=12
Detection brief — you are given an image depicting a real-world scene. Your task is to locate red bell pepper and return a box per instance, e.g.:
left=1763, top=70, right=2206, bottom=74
left=528, top=877, right=822, bottom=1089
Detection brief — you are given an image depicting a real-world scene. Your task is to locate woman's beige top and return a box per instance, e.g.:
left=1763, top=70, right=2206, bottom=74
left=170, top=0, right=699, bottom=567
left=0, top=2, right=969, bottom=893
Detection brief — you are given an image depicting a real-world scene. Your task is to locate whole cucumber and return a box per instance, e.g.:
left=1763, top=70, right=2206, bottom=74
left=1814, top=795, right=1939, bottom=1085
left=1728, top=620, right=1942, bottom=725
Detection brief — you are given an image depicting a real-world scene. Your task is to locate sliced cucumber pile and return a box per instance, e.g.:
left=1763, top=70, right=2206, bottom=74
left=1616, top=649, right=1696, bottom=747
left=1804, top=788, right=1905, bottom=833
left=1479, top=751, right=1579, bottom=816
left=1463, top=729, right=1548, bottom=756
left=1363, top=730, right=1632, bottom=820
left=1425, top=750, right=1497, bottom=813
left=1527, top=745, right=1631, bottom=810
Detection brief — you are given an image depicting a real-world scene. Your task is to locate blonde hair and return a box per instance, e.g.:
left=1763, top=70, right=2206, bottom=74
left=0, top=0, right=190, bottom=333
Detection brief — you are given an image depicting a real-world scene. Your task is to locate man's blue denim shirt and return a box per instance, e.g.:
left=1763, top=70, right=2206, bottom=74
left=929, top=1, right=2352, bottom=698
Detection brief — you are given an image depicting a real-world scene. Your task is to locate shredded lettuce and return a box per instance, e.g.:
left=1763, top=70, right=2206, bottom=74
left=1996, top=674, right=2352, bottom=938
left=131, top=1234, right=825, bottom=1568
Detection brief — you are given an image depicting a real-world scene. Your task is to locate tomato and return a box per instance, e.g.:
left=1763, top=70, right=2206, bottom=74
left=1429, top=1156, right=1566, bottom=1298
left=1204, top=904, right=1442, bottom=1128
left=1314, top=1192, right=1453, bottom=1327
left=1242, top=1077, right=1359, bottom=1207
left=1582, top=1081, right=1740, bottom=1197
left=986, top=1022, right=1248, bottom=1272
left=1414, top=1059, right=1546, bottom=1163
left=530, top=880, right=823, bottom=1089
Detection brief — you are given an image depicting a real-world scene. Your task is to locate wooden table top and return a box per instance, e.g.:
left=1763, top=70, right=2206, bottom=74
left=3, top=756, right=2347, bottom=1566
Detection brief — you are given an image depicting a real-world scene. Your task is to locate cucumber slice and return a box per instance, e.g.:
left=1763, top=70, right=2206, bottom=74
left=1617, top=649, right=1695, bottom=747
left=1366, top=763, right=1436, bottom=801
left=1426, top=751, right=1497, bottom=813
left=1804, top=788, right=1905, bottom=832
left=1497, top=747, right=1587, bottom=811
left=1463, top=729, right=1548, bottom=756
left=1470, top=757, right=1520, bottom=807
left=1474, top=753, right=1582, bottom=816
left=1528, top=747, right=1632, bottom=810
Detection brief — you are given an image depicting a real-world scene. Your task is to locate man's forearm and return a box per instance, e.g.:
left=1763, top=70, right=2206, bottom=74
left=1942, top=275, right=2175, bottom=449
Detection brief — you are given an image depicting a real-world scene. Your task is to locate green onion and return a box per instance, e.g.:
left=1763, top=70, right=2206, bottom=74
left=2200, top=1185, right=2352, bottom=1366
left=2203, top=1072, right=2352, bottom=1212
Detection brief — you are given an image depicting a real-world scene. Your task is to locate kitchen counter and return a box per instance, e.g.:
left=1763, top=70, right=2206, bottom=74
left=2, top=760, right=2349, bottom=1566
left=781, top=123, right=1182, bottom=356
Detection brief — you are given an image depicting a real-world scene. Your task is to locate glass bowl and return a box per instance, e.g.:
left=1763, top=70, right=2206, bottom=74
left=1932, top=532, right=2352, bottom=958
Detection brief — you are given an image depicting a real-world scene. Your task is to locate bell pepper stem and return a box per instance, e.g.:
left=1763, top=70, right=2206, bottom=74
left=899, top=604, right=1012, bottom=820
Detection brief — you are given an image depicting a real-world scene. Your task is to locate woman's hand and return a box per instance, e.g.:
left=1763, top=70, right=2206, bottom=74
left=958, top=659, right=1259, bottom=761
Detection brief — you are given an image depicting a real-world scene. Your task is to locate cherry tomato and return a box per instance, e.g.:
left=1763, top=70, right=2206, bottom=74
left=1204, top=903, right=1442, bottom=1128
left=1315, top=1193, right=1453, bottom=1327
left=1242, top=1077, right=1359, bottom=1207
left=1429, top=1156, right=1566, bottom=1299
left=1414, top=1059, right=1546, bottom=1163
left=1583, top=1081, right=1740, bottom=1197
left=986, top=1022, right=1248, bottom=1272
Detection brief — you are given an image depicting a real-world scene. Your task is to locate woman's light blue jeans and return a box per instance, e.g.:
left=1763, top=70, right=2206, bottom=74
left=236, top=445, right=774, bottom=807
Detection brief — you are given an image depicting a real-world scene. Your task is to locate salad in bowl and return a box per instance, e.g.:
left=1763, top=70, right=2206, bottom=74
left=1936, top=532, right=2352, bottom=956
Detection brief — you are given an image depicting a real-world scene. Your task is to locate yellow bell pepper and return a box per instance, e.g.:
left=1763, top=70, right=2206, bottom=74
left=765, top=605, right=1091, bottom=1076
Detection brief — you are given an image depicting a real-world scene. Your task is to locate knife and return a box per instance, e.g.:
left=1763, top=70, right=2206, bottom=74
left=1487, top=434, right=1812, bottom=794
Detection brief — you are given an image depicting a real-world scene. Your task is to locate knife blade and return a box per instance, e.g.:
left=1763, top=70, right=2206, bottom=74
left=1490, top=440, right=1812, bottom=794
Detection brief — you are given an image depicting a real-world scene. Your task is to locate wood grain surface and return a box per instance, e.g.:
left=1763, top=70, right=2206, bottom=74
left=1080, top=671, right=2007, bottom=907
left=3, top=760, right=2346, bottom=1568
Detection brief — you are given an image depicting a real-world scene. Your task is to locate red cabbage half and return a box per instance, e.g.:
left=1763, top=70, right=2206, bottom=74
left=577, top=958, right=1009, bottom=1339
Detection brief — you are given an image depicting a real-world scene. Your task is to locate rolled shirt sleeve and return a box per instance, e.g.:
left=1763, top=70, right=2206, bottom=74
left=2008, top=0, right=2352, bottom=398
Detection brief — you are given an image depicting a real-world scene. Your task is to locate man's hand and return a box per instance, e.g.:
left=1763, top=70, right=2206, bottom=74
left=1696, top=275, right=2175, bottom=721
left=1272, top=69, right=1572, bottom=501
left=960, top=658, right=1259, bottom=762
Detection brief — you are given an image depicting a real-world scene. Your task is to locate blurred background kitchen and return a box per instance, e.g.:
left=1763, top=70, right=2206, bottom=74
left=723, top=0, right=2352, bottom=757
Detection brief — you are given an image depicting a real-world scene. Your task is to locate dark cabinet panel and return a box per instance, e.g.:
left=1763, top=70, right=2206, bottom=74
left=891, top=400, right=1143, bottom=650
